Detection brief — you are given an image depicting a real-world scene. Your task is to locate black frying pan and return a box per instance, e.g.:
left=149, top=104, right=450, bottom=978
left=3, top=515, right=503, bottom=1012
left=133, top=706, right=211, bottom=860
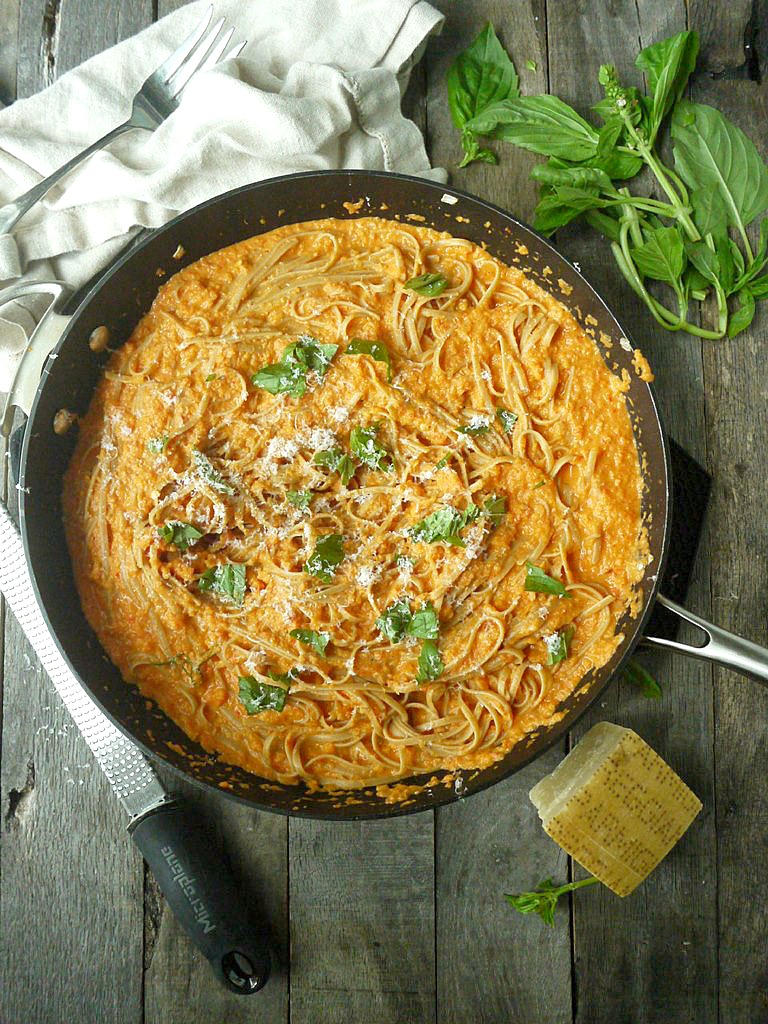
left=9, top=170, right=768, bottom=820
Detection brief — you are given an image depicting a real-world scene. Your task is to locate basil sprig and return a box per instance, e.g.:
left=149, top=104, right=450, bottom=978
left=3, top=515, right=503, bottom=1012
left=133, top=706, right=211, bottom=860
left=238, top=675, right=290, bottom=714
left=622, top=658, right=662, bottom=699
left=349, top=424, right=393, bottom=472
left=198, top=563, right=246, bottom=606
left=304, top=533, right=345, bottom=583
left=404, top=272, right=449, bottom=297
left=524, top=561, right=572, bottom=599
left=158, top=521, right=203, bottom=551
left=290, top=628, right=330, bottom=656
left=345, top=339, right=392, bottom=382
left=448, top=26, right=768, bottom=339
left=253, top=335, right=338, bottom=397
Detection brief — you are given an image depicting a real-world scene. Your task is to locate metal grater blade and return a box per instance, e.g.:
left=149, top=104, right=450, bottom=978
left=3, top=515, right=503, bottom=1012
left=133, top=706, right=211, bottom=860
left=0, top=503, right=168, bottom=821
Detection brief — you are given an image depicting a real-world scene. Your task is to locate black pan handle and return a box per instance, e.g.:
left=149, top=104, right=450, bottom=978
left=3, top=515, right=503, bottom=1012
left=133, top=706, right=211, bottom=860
left=129, top=801, right=271, bottom=994
left=642, top=594, right=768, bottom=685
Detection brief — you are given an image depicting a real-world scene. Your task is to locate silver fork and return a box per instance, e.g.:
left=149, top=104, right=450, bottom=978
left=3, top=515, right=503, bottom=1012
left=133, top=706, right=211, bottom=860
left=0, top=5, right=245, bottom=235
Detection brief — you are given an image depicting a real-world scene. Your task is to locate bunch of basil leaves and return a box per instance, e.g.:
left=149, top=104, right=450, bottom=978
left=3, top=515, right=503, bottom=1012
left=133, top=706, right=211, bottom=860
left=448, top=26, right=768, bottom=339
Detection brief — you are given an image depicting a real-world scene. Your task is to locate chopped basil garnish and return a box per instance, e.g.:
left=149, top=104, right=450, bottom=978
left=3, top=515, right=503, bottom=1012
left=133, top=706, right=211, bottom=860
left=198, top=563, right=246, bottom=606
left=405, top=272, right=449, bottom=297
left=147, top=649, right=214, bottom=685
left=314, top=448, right=357, bottom=485
left=205, top=373, right=220, bottom=382
left=525, top=562, right=572, bottom=598
left=346, top=339, right=392, bottom=382
left=545, top=624, right=575, bottom=665
left=407, top=602, right=440, bottom=640
left=483, top=495, right=507, bottom=525
left=290, top=628, right=330, bottom=656
left=532, top=480, right=547, bottom=490
left=416, top=639, right=445, bottom=681
left=458, top=416, right=491, bottom=436
left=435, top=454, right=451, bottom=470
left=157, top=521, right=203, bottom=551
left=376, top=598, right=413, bottom=643
left=304, top=533, right=345, bottom=583
left=252, top=335, right=338, bottom=398
left=409, top=504, right=478, bottom=547
left=287, top=489, right=314, bottom=511
left=192, top=449, right=236, bottom=495
left=238, top=675, right=289, bottom=714
left=349, top=424, right=393, bottom=472
left=376, top=599, right=439, bottom=643
left=395, top=554, right=415, bottom=572
left=496, top=407, right=518, bottom=433
left=147, top=436, right=168, bottom=454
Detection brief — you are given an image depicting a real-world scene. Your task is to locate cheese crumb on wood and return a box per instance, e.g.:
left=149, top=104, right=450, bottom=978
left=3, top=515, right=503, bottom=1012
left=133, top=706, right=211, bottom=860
left=529, top=722, right=702, bottom=897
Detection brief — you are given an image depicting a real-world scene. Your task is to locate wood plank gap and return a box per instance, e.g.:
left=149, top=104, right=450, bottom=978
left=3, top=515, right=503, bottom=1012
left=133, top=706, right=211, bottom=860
left=41, top=0, right=61, bottom=87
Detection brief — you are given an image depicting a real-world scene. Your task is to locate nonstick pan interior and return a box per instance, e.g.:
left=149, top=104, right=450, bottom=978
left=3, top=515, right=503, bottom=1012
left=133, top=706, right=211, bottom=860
left=19, top=171, right=670, bottom=819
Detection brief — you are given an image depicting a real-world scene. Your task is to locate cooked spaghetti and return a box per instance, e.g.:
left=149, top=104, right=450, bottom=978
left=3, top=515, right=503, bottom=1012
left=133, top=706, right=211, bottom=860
left=63, top=216, right=649, bottom=790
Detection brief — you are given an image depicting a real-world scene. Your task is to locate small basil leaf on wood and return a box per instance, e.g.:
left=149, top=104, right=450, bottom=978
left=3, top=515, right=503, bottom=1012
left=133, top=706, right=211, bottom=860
left=198, top=563, right=246, bottom=606
left=290, top=628, right=330, bottom=656
left=524, top=561, right=572, bottom=598
left=158, top=521, right=203, bottom=551
left=405, top=272, right=449, bottom=297
left=416, top=639, right=445, bottom=682
left=304, top=533, right=345, bottom=583
left=238, top=675, right=289, bottom=714
left=346, top=339, right=392, bottom=381
left=622, top=658, right=662, bottom=699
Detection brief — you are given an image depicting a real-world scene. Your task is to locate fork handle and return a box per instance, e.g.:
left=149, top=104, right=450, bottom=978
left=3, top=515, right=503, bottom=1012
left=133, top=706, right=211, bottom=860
left=0, top=119, right=140, bottom=235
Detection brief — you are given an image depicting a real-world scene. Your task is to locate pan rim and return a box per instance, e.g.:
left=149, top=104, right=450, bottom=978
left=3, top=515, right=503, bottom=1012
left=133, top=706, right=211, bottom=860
left=19, top=168, right=672, bottom=820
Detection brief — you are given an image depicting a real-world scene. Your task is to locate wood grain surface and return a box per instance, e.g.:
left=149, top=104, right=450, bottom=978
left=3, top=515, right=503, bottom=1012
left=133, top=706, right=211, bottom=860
left=1, top=2, right=766, bottom=1022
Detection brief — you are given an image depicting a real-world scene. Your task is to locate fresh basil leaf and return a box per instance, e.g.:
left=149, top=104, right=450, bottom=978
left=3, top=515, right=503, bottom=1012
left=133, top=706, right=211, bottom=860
left=712, top=230, right=736, bottom=295
left=405, top=272, right=449, bottom=297
left=290, top=628, right=330, bottom=656
left=467, top=95, right=599, bottom=161
left=630, top=225, right=687, bottom=286
left=622, top=658, right=662, bottom=699
left=304, top=533, right=345, bottom=583
left=596, top=116, right=624, bottom=158
left=587, top=148, right=643, bottom=180
left=416, top=639, right=445, bottom=682
left=534, top=186, right=614, bottom=236
left=526, top=58, right=537, bottom=72
left=458, top=132, right=499, bottom=167
left=447, top=23, right=519, bottom=167
left=531, top=162, right=614, bottom=193
left=147, top=436, right=168, bottom=454
left=683, top=240, right=720, bottom=287
left=749, top=274, right=768, bottom=299
left=524, top=561, right=572, bottom=598
left=192, top=450, right=236, bottom=495
left=435, top=454, right=451, bottom=470
left=253, top=361, right=307, bottom=397
left=376, top=598, right=413, bottom=643
left=457, top=415, right=491, bottom=436
left=314, top=448, right=357, bottom=485
left=205, top=373, right=219, bottom=383
left=544, top=623, right=575, bottom=666
left=407, top=601, right=440, bottom=641
left=496, top=407, right=518, bottom=433
left=483, top=495, right=507, bottom=525
left=350, top=424, right=393, bottom=472
left=733, top=218, right=768, bottom=291
left=409, top=506, right=467, bottom=547
left=198, top=563, right=246, bottom=606
left=346, top=339, right=392, bottom=382
left=238, top=675, right=288, bottom=714
left=582, top=208, right=622, bottom=243
left=727, top=288, right=756, bottom=338
left=287, top=489, right=314, bottom=511
left=672, top=100, right=768, bottom=234
left=636, top=30, right=699, bottom=144
left=157, top=521, right=203, bottom=551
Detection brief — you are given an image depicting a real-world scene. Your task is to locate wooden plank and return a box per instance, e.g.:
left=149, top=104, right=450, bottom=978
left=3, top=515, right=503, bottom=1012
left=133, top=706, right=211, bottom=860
left=0, top=0, right=19, bottom=105
left=1, top=5, right=150, bottom=1024
left=288, top=815, right=436, bottom=1024
left=544, top=3, right=720, bottom=1023
left=424, top=4, right=572, bottom=1023
left=690, top=4, right=768, bottom=1018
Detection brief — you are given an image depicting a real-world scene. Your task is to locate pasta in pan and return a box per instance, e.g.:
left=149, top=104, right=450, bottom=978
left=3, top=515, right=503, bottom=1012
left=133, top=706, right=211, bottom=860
left=63, top=216, right=649, bottom=789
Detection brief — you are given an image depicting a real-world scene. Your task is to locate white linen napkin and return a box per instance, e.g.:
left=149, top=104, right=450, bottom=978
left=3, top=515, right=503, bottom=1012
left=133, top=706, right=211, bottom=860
left=0, top=0, right=445, bottom=392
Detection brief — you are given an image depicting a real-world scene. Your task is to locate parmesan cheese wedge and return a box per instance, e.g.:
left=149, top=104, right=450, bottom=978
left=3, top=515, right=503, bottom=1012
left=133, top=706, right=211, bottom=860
left=529, top=722, right=702, bottom=896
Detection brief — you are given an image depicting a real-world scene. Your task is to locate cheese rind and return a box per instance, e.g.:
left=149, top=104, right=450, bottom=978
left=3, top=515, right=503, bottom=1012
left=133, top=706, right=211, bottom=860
left=530, top=723, right=702, bottom=897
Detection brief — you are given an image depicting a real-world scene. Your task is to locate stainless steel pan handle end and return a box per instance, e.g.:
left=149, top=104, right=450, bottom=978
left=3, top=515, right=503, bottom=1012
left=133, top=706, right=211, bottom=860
left=642, top=594, right=768, bottom=686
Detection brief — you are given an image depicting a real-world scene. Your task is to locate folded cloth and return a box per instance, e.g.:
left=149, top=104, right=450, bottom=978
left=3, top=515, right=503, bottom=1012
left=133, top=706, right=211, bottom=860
left=0, top=0, right=445, bottom=392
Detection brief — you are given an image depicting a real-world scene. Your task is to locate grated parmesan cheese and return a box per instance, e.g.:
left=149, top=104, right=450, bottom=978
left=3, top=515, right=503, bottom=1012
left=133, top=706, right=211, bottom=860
left=330, top=406, right=349, bottom=424
left=542, top=632, right=560, bottom=657
left=299, top=427, right=338, bottom=452
left=355, top=565, right=382, bottom=587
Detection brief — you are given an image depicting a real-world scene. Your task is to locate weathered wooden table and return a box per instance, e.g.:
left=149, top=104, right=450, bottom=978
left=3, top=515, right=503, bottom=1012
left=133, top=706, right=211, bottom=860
left=1, top=2, right=766, bottom=1022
